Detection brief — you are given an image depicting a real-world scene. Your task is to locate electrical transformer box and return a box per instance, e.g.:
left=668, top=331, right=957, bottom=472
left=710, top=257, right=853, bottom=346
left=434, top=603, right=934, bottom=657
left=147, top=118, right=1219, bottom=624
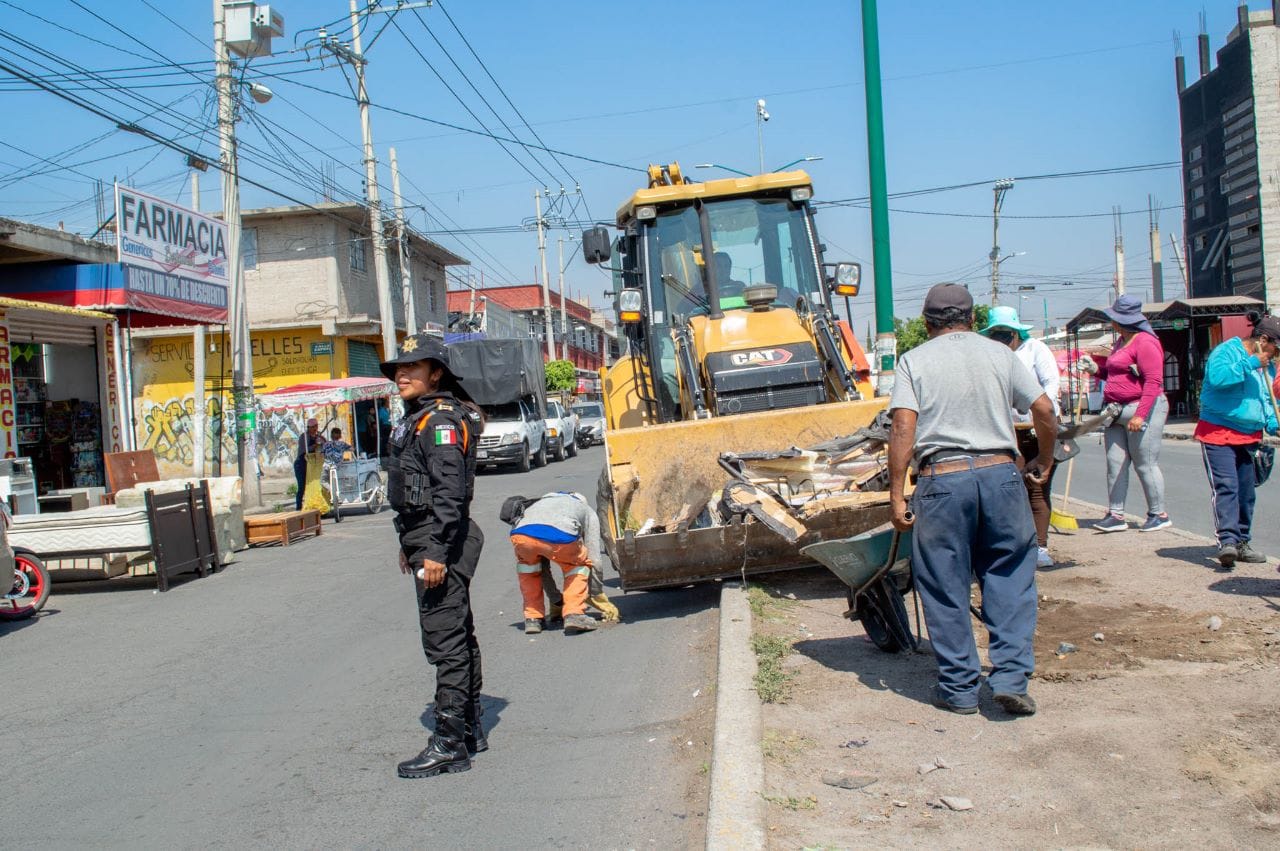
left=225, top=1, right=285, bottom=59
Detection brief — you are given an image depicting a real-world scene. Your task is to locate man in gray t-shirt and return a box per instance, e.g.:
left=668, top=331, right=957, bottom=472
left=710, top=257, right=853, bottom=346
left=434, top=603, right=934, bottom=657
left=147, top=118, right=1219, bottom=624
left=887, top=283, right=1057, bottom=719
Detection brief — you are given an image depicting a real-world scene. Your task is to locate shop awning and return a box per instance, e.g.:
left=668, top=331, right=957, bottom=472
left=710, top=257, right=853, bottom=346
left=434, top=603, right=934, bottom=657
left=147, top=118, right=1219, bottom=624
left=0, top=295, right=115, bottom=345
left=0, top=261, right=228, bottom=325
left=256, top=377, right=396, bottom=411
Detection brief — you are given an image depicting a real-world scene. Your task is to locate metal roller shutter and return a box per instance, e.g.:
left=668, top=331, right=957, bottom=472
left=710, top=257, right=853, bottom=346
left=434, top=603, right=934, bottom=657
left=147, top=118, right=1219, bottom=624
left=5, top=314, right=97, bottom=346
left=347, top=340, right=382, bottom=377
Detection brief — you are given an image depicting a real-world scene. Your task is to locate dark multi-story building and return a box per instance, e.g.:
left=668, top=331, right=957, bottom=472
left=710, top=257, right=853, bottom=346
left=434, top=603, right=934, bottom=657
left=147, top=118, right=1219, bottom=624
left=1177, top=4, right=1280, bottom=307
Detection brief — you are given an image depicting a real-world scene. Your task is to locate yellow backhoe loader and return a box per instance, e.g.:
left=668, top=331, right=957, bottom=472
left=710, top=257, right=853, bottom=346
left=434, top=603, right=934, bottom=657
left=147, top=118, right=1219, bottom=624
left=582, top=163, right=893, bottom=590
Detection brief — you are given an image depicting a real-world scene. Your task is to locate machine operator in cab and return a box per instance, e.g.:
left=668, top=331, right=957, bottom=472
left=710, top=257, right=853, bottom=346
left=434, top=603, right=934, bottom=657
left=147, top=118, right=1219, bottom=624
left=381, top=333, right=487, bottom=779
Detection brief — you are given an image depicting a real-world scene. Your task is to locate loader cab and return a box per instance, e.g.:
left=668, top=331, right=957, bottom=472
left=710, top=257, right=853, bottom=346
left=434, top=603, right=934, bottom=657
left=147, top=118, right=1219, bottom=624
left=638, top=192, right=828, bottom=420
left=588, top=167, right=866, bottom=425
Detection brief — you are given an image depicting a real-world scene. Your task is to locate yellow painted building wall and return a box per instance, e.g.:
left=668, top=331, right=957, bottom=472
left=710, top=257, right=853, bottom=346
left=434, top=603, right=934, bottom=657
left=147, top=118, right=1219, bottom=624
left=133, top=327, right=376, bottom=478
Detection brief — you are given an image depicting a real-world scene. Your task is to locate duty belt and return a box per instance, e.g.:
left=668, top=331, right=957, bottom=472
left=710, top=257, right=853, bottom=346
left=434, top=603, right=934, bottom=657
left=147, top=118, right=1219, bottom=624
left=393, top=513, right=425, bottom=534
left=918, top=451, right=1015, bottom=478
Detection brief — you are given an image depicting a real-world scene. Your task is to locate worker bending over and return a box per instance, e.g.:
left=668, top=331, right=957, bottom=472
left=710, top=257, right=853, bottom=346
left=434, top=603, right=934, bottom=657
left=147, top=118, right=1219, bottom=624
left=503, top=492, right=612, bottom=634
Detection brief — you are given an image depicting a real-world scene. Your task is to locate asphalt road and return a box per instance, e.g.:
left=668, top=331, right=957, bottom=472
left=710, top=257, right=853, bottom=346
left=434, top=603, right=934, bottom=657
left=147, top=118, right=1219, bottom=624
left=1055, top=434, right=1280, bottom=555
left=0, top=449, right=718, bottom=849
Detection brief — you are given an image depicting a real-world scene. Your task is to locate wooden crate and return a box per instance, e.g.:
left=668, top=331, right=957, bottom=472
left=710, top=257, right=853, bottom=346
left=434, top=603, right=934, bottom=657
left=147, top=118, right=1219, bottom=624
left=245, top=510, right=322, bottom=547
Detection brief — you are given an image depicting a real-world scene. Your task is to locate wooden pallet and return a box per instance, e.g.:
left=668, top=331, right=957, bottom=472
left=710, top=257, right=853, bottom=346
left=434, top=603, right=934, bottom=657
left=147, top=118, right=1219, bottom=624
left=245, top=510, right=322, bottom=547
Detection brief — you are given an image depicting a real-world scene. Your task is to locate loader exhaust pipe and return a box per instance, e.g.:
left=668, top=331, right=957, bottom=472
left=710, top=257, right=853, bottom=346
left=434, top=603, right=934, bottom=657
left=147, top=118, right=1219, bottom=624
left=696, top=200, right=724, bottom=320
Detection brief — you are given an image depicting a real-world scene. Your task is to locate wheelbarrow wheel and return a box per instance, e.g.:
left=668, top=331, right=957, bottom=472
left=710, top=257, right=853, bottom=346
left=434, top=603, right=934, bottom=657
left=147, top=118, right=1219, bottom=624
left=363, top=472, right=384, bottom=515
left=850, top=578, right=913, bottom=654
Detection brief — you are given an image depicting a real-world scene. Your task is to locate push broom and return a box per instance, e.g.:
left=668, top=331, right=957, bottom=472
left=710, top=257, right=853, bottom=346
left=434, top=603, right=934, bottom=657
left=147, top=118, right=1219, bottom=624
left=1049, top=365, right=1091, bottom=532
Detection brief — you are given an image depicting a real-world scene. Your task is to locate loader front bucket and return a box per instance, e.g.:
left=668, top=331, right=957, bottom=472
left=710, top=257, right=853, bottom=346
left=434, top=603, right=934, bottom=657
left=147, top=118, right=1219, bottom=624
left=600, top=398, right=890, bottom=590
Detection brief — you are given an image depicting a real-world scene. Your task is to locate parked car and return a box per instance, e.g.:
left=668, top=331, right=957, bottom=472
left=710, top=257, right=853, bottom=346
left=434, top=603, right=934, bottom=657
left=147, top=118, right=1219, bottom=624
left=572, top=401, right=606, bottom=447
left=545, top=399, right=579, bottom=461
left=477, top=398, right=548, bottom=472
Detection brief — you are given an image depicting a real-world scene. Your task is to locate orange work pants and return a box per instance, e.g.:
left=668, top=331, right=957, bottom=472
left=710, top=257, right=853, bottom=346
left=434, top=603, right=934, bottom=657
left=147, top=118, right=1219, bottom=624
left=511, top=534, right=591, bottom=619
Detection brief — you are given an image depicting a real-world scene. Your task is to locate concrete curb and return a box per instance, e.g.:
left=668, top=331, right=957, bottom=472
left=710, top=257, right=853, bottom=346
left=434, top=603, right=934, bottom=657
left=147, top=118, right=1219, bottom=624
left=706, top=582, right=764, bottom=851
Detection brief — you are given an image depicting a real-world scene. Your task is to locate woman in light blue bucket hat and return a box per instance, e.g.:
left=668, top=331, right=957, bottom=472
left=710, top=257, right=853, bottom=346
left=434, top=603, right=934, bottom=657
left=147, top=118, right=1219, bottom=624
left=981, top=305, right=1061, bottom=567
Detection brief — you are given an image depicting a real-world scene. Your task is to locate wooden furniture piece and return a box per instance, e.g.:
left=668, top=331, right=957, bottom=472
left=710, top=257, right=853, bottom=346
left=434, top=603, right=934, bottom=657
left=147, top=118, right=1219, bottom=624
left=8, top=481, right=221, bottom=592
left=38, top=491, right=90, bottom=513
left=244, top=510, right=322, bottom=547
left=104, top=451, right=162, bottom=503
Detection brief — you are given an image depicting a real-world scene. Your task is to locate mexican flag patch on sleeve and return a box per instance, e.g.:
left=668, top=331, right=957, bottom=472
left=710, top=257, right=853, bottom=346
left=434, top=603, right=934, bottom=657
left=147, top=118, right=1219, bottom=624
left=433, top=424, right=458, bottom=445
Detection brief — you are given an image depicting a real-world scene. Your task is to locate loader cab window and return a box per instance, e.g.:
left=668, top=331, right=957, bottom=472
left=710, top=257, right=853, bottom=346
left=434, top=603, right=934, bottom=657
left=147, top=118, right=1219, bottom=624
left=644, top=196, right=822, bottom=321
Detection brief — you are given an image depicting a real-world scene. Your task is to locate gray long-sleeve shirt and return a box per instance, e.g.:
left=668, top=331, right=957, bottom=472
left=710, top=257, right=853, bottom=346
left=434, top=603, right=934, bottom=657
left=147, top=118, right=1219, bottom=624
left=510, top=492, right=602, bottom=568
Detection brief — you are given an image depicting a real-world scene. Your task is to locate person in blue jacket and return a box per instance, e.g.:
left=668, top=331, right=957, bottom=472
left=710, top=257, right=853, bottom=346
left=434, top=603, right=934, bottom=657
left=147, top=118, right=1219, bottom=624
left=1195, top=314, right=1280, bottom=569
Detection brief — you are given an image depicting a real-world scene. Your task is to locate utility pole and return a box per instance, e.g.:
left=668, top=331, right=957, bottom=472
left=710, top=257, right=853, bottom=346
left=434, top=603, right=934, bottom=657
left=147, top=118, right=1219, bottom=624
left=389, top=146, right=416, bottom=334
left=861, top=0, right=897, bottom=395
left=535, top=188, right=554, bottom=360
left=322, top=0, right=398, bottom=360
left=190, top=167, right=206, bottom=479
left=214, top=0, right=257, bottom=503
left=1169, top=233, right=1188, bottom=297
left=1113, top=206, right=1126, bottom=297
left=558, top=236, right=570, bottom=361
left=989, top=178, right=1014, bottom=305
left=1149, top=195, right=1164, bottom=302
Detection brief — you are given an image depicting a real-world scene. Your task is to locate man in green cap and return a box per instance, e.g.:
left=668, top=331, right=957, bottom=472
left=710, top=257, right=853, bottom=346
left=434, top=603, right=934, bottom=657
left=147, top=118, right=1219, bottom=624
left=381, top=333, right=486, bottom=779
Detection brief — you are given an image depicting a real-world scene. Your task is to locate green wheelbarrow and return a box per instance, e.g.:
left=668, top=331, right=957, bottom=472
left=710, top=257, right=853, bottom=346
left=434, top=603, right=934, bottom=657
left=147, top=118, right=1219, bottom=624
left=801, top=526, right=917, bottom=653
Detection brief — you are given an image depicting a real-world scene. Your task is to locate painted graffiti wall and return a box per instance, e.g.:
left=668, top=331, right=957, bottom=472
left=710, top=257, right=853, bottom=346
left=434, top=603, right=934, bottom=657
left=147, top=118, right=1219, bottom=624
left=132, top=327, right=363, bottom=479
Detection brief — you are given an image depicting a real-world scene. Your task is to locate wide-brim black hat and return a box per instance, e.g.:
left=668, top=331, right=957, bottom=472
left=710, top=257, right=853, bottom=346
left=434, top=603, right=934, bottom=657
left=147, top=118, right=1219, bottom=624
left=380, top=334, right=473, bottom=403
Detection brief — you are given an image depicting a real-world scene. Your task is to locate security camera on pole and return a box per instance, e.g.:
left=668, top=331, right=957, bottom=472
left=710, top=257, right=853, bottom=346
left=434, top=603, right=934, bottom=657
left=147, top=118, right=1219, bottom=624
left=756, top=98, right=770, bottom=174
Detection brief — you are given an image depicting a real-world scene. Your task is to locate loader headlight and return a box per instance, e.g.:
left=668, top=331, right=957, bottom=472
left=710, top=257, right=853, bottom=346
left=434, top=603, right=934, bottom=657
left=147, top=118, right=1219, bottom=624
left=618, top=287, right=644, bottom=323
left=790, top=186, right=813, bottom=202
left=828, top=262, right=862, bottom=297
left=636, top=205, right=657, bottom=221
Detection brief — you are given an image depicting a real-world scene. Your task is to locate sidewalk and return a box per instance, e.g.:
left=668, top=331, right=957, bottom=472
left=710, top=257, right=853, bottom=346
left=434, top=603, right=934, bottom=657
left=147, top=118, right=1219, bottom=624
left=736, top=498, right=1280, bottom=848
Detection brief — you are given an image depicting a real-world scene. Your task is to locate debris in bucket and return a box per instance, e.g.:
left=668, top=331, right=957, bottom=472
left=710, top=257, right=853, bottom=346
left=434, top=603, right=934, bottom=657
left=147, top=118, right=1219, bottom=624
left=839, top=738, right=870, bottom=749
left=1207, top=615, right=1223, bottom=632
left=1056, top=642, right=1078, bottom=656
left=1093, top=632, right=1105, bottom=642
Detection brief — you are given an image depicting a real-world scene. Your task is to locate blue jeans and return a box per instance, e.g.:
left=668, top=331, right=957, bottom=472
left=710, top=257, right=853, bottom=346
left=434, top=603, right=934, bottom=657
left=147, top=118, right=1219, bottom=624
left=911, top=459, right=1039, bottom=705
left=1199, top=441, right=1257, bottom=546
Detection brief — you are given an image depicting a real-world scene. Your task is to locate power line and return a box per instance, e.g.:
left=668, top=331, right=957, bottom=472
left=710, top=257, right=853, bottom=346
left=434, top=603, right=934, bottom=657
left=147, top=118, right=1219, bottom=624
left=433, top=0, right=589, bottom=219
left=387, top=14, right=550, bottom=187
left=254, top=69, right=644, bottom=173
left=815, top=161, right=1181, bottom=208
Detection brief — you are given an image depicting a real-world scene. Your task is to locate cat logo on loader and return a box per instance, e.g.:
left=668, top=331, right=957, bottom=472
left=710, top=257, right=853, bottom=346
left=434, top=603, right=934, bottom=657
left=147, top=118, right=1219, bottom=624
left=729, top=348, right=793, bottom=367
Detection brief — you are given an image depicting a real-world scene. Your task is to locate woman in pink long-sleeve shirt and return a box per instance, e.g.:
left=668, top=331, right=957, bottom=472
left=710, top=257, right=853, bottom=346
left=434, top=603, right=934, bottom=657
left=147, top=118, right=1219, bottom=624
left=1095, top=295, right=1170, bottom=533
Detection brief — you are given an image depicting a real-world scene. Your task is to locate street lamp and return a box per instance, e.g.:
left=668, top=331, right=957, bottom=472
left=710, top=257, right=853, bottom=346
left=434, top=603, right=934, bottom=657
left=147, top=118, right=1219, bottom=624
left=695, top=163, right=752, bottom=177
left=772, top=155, right=823, bottom=172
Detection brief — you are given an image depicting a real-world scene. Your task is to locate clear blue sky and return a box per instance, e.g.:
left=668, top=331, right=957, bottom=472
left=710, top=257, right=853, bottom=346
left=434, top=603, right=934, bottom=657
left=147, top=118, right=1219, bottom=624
left=0, top=1, right=1255, bottom=326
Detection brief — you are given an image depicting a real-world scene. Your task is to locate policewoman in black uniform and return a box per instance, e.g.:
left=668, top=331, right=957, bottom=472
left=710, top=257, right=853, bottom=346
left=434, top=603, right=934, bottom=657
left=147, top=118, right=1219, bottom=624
left=381, top=333, right=486, bottom=779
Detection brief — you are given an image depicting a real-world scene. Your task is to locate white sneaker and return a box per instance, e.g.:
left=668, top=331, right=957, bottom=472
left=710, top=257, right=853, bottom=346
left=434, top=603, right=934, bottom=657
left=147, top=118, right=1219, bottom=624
left=1036, top=546, right=1054, bottom=568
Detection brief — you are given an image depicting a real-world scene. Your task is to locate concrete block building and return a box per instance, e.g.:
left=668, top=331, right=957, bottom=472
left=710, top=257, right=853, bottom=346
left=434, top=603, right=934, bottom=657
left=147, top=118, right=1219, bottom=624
left=1177, top=2, right=1280, bottom=307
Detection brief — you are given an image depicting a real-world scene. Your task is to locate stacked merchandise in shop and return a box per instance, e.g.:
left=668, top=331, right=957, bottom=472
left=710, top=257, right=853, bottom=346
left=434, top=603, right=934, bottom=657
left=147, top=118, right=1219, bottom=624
left=44, top=400, right=104, bottom=489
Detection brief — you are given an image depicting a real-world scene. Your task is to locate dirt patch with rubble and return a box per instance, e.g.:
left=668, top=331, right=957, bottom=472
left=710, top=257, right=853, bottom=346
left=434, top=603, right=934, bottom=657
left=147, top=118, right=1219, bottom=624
left=750, top=507, right=1280, bottom=849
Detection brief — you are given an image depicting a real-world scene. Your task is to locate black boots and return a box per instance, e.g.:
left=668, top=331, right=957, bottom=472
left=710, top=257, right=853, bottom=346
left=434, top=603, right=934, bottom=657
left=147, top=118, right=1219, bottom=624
left=397, top=711, right=471, bottom=779
left=465, top=705, right=488, bottom=754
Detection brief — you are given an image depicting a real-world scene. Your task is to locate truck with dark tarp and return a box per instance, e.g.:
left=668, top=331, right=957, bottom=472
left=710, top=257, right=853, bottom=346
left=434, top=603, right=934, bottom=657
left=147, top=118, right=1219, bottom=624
left=448, top=338, right=550, bottom=472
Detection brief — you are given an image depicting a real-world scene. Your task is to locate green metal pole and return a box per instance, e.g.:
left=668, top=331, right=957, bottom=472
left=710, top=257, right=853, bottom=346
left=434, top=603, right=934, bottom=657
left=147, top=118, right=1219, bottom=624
left=861, top=0, right=896, bottom=394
